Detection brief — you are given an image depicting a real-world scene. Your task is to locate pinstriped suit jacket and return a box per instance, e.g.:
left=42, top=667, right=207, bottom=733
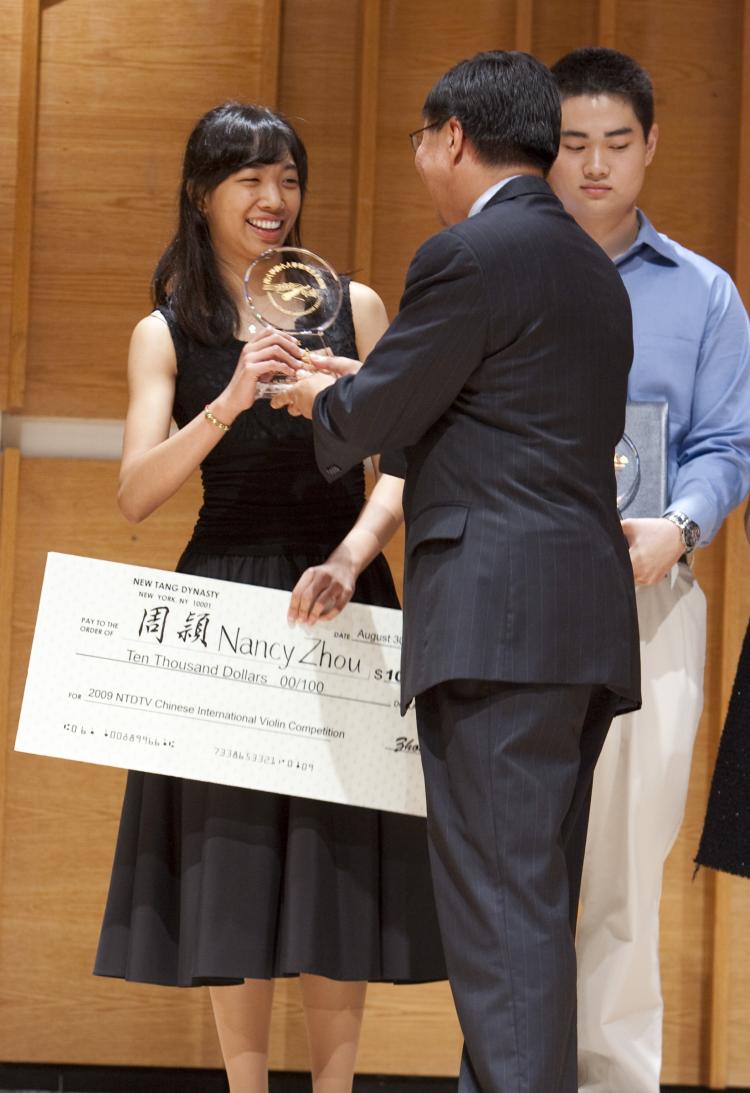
left=313, top=175, right=641, bottom=713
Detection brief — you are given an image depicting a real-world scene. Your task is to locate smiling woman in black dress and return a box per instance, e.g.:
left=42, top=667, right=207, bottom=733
left=93, top=102, right=445, bottom=1093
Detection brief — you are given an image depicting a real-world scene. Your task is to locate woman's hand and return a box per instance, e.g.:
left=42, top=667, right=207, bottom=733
left=288, top=548, right=358, bottom=625
left=211, top=328, right=304, bottom=423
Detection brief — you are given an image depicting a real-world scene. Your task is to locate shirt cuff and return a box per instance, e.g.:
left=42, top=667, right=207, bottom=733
left=664, top=493, right=718, bottom=547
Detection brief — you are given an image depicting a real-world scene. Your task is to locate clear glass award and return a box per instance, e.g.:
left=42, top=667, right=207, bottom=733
left=243, top=246, right=343, bottom=398
left=614, top=432, right=641, bottom=516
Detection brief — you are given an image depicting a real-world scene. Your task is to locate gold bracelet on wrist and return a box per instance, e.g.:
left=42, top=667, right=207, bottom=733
left=204, top=406, right=231, bottom=433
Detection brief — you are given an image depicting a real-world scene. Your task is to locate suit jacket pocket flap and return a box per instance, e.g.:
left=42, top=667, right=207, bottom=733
left=407, top=504, right=469, bottom=555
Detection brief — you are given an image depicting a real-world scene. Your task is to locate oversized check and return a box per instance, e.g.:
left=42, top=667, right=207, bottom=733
left=16, top=553, right=426, bottom=816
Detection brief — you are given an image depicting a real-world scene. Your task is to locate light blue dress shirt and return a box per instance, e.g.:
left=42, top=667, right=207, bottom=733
left=616, top=211, right=750, bottom=544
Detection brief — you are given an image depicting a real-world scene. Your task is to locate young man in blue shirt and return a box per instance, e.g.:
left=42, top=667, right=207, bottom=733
left=549, top=47, right=750, bottom=1093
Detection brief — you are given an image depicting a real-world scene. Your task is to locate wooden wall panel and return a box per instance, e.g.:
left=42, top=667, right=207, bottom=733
left=22, top=0, right=274, bottom=420
left=532, top=0, right=598, bottom=65
left=727, top=873, right=750, bottom=1086
left=0, top=460, right=212, bottom=1065
left=616, top=0, right=743, bottom=269
left=0, top=448, right=21, bottom=953
left=350, top=0, right=382, bottom=282
left=370, top=2, right=517, bottom=317
left=722, top=0, right=750, bottom=1085
left=277, top=0, right=359, bottom=273
left=0, top=0, right=23, bottom=408
left=6, top=0, right=42, bottom=412
left=724, top=509, right=750, bottom=1087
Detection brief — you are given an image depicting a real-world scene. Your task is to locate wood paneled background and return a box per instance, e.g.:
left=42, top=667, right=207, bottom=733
left=0, top=0, right=749, bottom=1087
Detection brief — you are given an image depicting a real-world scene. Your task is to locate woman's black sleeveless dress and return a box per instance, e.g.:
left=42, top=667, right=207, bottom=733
left=695, top=616, right=750, bottom=878
left=94, top=285, right=446, bottom=986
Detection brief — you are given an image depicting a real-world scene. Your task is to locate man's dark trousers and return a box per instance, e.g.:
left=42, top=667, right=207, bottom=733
left=416, top=680, right=620, bottom=1093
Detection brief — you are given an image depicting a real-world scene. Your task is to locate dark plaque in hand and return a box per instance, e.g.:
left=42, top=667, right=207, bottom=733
left=615, top=400, right=669, bottom=519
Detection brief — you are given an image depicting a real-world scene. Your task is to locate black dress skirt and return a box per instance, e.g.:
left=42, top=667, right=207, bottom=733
left=94, top=286, right=446, bottom=986
left=695, top=617, right=750, bottom=878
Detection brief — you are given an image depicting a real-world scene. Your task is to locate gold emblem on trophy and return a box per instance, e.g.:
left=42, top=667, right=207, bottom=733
left=261, top=260, right=328, bottom=319
left=244, top=247, right=343, bottom=397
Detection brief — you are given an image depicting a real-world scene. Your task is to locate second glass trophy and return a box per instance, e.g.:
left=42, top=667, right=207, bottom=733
left=614, top=432, right=641, bottom=516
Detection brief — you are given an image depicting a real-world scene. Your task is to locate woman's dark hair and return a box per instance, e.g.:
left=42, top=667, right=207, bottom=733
left=551, top=48, right=654, bottom=139
left=422, top=51, right=561, bottom=173
left=153, top=102, right=308, bottom=345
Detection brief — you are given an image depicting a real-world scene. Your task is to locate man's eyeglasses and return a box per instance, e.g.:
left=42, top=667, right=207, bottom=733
left=409, top=121, right=441, bottom=153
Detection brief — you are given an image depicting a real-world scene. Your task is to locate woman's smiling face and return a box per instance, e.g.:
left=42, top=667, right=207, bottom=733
left=202, top=155, right=302, bottom=275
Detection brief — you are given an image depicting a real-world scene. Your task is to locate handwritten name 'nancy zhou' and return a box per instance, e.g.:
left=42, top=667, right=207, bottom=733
left=218, top=628, right=363, bottom=676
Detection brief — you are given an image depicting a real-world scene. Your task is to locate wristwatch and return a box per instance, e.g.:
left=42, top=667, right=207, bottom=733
left=664, top=511, right=701, bottom=554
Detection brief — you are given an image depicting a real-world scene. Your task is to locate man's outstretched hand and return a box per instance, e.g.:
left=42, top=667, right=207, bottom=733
left=271, top=351, right=363, bottom=417
left=304, top=353, right=362, bottom=377
left=270, top=371, right=336, bottom=418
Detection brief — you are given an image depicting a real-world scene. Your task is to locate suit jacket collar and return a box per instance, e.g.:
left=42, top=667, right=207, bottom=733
left=479, top=174, right=554, bottom=211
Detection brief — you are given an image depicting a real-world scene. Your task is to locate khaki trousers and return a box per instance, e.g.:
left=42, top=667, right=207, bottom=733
left=576, top=564, right=707, bottom=1093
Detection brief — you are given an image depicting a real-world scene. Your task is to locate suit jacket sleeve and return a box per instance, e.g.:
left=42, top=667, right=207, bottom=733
left=313, top=228, right=490, bottom=481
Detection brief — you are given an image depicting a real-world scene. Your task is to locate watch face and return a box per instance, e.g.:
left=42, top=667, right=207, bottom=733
left=684, top=522, right=701, bottom=550
left=666, top=512, right=701, bottom=551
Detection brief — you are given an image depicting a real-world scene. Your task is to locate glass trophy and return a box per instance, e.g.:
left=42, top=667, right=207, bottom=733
left=243, top=246, right=343, bottom=398
left=614, top=432, right=641, bottom=516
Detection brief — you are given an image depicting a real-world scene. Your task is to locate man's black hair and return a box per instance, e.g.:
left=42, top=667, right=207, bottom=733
left=551, top=47, right=654, bottom=138
left=423, top=51, right=560, bottom=174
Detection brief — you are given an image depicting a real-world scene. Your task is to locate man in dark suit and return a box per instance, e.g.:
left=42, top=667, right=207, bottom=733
left=278, top=51, right=640, bottom=1093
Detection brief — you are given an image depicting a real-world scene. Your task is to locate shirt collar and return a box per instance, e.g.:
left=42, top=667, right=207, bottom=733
left=615, top=209, right=679, bottom=267
left=468, top=175, right=523, bottom=218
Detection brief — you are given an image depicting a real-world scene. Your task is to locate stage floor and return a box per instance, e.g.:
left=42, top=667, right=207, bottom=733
left=0, top=1070, right=746, bottom=1093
